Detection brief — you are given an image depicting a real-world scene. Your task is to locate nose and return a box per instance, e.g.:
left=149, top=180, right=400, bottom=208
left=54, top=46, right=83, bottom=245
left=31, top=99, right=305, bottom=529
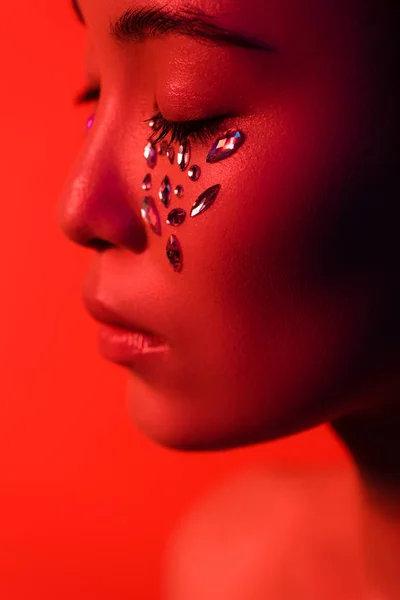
left=56, top=133, right=147, bottom=253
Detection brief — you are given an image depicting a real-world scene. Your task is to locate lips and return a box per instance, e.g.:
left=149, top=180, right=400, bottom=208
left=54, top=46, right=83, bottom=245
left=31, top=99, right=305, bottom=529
left=82, top=293, right=167, bottom=343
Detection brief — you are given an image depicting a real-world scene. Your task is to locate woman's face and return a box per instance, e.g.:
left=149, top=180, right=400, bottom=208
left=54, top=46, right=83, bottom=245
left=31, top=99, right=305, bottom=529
left=58, top=0, right=399, bottom=450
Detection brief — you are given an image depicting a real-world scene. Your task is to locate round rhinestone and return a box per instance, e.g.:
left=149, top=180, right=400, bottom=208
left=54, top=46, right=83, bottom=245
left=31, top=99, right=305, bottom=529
left=188, top=165, right=201, bottom=181
left=174, top=185, right=184, bottom=198
left=166, top=208, right=187, bottom=227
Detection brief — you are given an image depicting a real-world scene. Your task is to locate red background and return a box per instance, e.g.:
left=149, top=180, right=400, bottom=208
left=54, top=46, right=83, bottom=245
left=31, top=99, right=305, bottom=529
left=0, top=2, right=349, bottom=598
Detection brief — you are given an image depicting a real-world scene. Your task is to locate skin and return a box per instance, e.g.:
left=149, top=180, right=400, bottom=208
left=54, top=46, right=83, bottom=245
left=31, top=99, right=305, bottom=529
left=58, top=0, right=399, bottom=596
left=59, top=0, right=399, bottom=452
left=163, top=467, right=371, bottom=600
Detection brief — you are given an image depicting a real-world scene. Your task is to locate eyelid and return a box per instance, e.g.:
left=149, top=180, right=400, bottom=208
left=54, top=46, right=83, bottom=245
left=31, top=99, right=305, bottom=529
left=74, top=86, right=229, bottom=145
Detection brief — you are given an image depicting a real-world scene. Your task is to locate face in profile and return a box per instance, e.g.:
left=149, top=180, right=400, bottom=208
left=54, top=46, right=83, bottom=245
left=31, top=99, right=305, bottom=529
left=58, top=0, right=399, bottom=451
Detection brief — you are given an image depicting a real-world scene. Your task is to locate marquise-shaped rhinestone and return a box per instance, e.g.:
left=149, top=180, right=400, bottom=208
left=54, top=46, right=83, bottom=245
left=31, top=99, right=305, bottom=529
left=206, top=129, right=245, bottom=163
left=188, top=165, right=201, bottom=181
left=166, top=146, right=175, bottom=165
left=166, top=208, right=187, bottom=227
left=177, top=139, right=191, bottom=171
left=141, top=174, right=152, bottom=190
left=144, top=141, right=157, bottom=169
left=159, top=140, right=169, bottom=155
left=190, top=184, right=221, bottom=218
left=166, top=235, right=183, bottom=272
left=159, top=175, right=172, bottom=208
left=141, top=196, right=161, bottom=236
left=174, top=185, right=184, bottom=198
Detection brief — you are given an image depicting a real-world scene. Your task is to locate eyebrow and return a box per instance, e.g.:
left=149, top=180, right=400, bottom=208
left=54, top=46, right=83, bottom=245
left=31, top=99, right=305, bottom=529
left=72, top=1, right=276, bottom=52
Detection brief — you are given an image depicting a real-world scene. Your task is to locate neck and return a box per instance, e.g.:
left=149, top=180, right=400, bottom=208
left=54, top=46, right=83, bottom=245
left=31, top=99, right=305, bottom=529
left=331, top=405, right=400, bottom=599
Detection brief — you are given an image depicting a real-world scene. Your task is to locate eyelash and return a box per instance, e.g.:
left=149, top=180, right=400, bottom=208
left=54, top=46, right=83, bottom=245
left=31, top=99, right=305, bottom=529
left=75, top=85, right=228, bottom=145
left=144, top=112, right=225, bottom=146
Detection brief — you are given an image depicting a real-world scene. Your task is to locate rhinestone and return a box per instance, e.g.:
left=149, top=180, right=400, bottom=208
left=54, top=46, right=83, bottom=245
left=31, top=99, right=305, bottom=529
left=141, top=196, right=161, bottom=236
left=177, top=139, right=191, bottom=171
left=174, top=185, right=184, bottom=198
left=166, top=146, right=175, bottom=165
left=206, top=129, right=245, bottom=163
left=190, top=184, right=221, bottom=218
left=159, top=140, right=169, bottom=155
left=144, top=141, right=157, bottom=169
left=148, top=119, right=155, bottom=128
left=166, top=235, right=183, bottom=272
left=141, top=174, right=152, bottom=191
left=159, top=176, right=172, bottom=208
left=188, top=165, right=201, bottom=181
left=86, top=114, right=95, bottom=131
left=166, top=208, right=187, bottom=227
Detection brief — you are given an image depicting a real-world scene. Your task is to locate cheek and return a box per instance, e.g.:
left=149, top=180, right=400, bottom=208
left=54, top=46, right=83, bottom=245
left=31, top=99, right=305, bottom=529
left=127, top=25, right=391, bottom=448
left=161, top=78, right=385, bottom=438
left=223, top=62, right=376, bottom=287
left=184, top=90, right=363, bottom=304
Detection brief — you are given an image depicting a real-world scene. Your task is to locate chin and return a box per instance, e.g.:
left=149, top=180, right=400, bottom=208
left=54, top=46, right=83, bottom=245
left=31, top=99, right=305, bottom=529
left=124, top=375, right=345, bottom=453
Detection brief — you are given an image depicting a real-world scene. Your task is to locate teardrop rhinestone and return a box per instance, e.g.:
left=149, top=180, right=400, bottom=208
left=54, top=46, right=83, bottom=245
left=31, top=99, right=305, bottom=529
left=144, top=141, right=157, bottom=169
left=166, top=235, right=183, bottom=272
left=174, top=185, right=184, bottom=198
left=141, top=174, right=152, bottom=191
left=206, top=129, right=245, bottom=163
left=190, top=184, right=221, bottom=218
left=166, top=146, right=175, bottom=165
left=159, top=140, right=169, bottom=155
left=166, top=208, right=187, bottom=227
left=86, top=114, right=95, bottom=131
left=177, top=139, right=191, bottom=171
left=141, top=196, right=161, bottom=236
left=188, top=165, right=201, bottom=181
left=159, top=175, right=172, bottom=208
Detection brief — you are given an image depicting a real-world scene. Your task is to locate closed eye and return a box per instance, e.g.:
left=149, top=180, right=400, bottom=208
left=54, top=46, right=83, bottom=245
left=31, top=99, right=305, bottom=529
left=74, top=85, right=229, bottom=145
left=145, top=111, right=229, bottom=146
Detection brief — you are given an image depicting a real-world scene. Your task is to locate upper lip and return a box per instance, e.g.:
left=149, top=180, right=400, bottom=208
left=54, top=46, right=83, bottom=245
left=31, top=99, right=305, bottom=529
left=83, top=293, right=166, bottom=340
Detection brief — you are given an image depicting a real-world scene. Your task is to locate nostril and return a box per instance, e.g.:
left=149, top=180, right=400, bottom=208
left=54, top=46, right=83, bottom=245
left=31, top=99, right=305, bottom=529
left=85, top=238, right=115, bottom=252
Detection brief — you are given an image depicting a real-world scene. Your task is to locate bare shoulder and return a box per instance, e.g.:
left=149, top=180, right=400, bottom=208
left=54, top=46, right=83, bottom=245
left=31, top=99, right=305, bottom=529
left=164, top=466, right=368, bottom=600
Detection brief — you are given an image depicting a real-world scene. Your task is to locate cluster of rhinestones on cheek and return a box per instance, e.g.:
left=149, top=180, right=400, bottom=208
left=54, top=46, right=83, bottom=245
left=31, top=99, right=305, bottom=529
left=140, top=125, right=245, bottom=273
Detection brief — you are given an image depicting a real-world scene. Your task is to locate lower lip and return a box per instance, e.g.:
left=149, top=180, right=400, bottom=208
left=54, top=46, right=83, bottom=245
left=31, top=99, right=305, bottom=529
left=97, top=324, right=169, bottom=364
